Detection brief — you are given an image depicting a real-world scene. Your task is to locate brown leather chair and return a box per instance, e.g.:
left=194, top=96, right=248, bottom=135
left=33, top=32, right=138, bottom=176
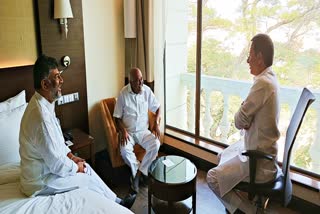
left=100, top=97, right=160, bottom=168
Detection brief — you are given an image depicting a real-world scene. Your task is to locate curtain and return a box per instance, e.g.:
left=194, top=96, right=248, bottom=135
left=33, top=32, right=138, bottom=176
left=124, top=0, right=166, bottom=138
left=136, top=0, right=151, bottom=84
left=125, top=0, right=152, bottom=88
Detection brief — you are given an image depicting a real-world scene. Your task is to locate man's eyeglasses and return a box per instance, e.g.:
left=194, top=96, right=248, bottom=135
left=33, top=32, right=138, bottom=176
left=131, top=79, right=144, bottom=84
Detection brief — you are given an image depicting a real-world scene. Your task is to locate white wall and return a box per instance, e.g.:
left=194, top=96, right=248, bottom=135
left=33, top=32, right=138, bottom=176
left=82, top=0, right=125, bottom=152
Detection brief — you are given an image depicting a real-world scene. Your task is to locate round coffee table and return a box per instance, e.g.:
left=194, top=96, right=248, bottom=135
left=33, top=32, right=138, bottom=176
left=148, top=155, right=197, bottom=214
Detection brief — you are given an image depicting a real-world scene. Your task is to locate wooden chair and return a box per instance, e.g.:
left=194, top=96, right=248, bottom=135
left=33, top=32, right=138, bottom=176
left=100, top=97, right=159, bottom=168
left=234, top=88, right=316, bottom=209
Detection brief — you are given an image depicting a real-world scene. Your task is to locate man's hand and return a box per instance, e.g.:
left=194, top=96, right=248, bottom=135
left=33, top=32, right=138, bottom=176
left=119, top=129, right=130, bottom=146
left=152, top=123, right=160, bottom=139
left=67, top=152, right=85, bottom=164
left=72, top=156, right=85, bottom=164
left=77, top=161, right=86, bottom=173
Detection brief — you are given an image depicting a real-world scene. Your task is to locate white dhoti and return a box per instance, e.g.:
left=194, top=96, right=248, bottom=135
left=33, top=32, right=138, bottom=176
left=207, top=167, right=257, bottom=214
left=206, top=141, right=257, bottom=214
left=120, top=130, right=160, bottom=177
left=36, top=163, right=117, bottom=201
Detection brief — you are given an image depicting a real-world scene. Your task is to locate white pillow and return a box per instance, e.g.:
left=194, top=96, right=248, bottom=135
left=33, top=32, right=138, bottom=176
left=0, top=103, right=27, bottom=166
left=0, top=90, right=26, bottom=113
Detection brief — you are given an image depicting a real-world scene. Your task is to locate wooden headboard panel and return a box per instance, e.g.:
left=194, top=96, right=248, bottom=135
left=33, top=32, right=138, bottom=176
left=0, top=65, right=35, bottom=102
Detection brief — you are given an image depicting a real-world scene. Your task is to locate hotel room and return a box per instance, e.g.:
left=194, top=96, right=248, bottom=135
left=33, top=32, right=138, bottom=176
left=0, top=0, right=320, bottom=213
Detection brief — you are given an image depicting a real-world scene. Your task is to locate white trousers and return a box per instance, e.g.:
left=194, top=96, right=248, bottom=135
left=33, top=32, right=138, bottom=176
left=206, top=167, right=257, bottom=214
left=120, top=130, right=160, bottom=177
left=44, top=163, right=117, bottom=201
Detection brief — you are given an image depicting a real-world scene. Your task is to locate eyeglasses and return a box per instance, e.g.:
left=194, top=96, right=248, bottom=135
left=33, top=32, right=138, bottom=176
left=131, top=79, right=144, bottom=84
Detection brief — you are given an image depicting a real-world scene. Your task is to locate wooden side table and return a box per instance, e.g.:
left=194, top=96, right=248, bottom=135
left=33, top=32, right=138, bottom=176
left=69, top=128, right=95, bottom=168
left=148, top=155, right=197, bottom=214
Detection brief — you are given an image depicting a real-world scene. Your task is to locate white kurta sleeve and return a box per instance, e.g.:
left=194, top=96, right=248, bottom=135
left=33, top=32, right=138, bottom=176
left=234, top=79, right=273, bottom=130
left=147, top=88, right=160, bottom=113
left=37, top=121, right=78, bottom=177
left=113, top=94, right=124, bottom=119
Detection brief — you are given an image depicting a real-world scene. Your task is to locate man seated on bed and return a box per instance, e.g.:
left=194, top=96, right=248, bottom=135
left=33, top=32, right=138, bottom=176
left=19, top=54, right=136, bottom=209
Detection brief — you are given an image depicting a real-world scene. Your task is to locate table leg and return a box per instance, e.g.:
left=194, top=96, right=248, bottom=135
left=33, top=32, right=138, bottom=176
left=90, top=143, right=95, bottom=168
left=193, top=179, right=197, bottom=214
left=148, top=182, right=151, bottom=214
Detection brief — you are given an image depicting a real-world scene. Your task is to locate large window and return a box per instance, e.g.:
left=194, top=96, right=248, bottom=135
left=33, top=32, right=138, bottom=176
left=165, top=0, right=320, bottom=176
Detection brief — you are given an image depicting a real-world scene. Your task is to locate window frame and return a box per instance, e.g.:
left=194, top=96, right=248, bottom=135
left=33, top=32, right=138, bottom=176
left=163, top=0, right=320, bottom=180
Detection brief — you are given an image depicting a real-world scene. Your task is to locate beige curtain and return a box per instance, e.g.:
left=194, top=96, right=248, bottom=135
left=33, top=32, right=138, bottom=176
left=124, top=0, right=166, bottom=137
left=125, top=0, right=153, bottom=89
left=136, top=0, right=152, bottom=83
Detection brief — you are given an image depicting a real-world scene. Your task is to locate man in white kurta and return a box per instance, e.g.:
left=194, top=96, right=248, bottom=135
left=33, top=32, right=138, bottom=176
left=19, top=55, right=135, bottom=209
left=20, top=92, right=117, bottom=200
left=207, top=34, right=281, bottom=214
left=114, top=68, right=161, bottom=193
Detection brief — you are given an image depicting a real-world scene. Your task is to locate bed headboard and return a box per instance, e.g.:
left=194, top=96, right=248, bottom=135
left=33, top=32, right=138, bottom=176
left=0, top=65, right=35, bottom=102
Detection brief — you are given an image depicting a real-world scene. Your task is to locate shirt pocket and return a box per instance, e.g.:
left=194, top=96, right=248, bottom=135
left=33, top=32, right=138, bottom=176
left=138, top=100, right=148, bottom=115
left=124, top=105, right=137, bottom=116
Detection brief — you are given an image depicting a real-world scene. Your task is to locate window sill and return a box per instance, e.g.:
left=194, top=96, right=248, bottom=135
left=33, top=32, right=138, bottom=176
left=164, top=128, right=320, bottom=192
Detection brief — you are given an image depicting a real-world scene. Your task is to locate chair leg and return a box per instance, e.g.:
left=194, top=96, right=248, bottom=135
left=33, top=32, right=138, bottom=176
left=255, top=196, right=263, bottom=209
left=254, top=196, right=270, bottom=212
left=263, top=198, right=269, bottom=210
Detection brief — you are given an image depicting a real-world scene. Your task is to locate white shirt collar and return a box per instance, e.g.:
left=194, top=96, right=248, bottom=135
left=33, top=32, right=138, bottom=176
left=127, top=84, right=145, bottom=95
left=35, top=91, right=55, bottom=114
left=254, top=66, right=272, bottom=81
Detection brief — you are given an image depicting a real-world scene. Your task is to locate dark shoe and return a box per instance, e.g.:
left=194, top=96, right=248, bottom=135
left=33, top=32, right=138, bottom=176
left=130, top=175, right=140, bottom=193
left=120, top=193, right=137, bottom=209
left=225, top=208, right=245, bottom=214
left=234, top=209, right=245, bottom=214
left=139, top=174, right=149, bottom=186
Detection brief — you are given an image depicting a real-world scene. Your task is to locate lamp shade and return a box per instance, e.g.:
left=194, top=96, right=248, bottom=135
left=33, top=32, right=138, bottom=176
left=124, top=0, right=136, bottom=38
left=54, top=0, right=73, bottom=19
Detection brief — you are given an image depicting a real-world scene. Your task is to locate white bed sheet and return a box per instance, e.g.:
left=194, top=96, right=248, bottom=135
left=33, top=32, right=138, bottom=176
left=0, top=165, right=133, bottom=214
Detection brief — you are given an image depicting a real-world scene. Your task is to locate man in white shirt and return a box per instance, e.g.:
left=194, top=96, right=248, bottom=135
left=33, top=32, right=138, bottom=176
left=19, top=55, right=136, bottom=209
left=113, top=68, right=161, bottom=193
left=207, top=34, right=281, bottom=214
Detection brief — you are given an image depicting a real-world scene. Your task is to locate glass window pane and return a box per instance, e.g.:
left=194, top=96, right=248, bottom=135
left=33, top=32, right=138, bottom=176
left=165, top=0, right=197, bottom=134
left=198, top=0, right=320, bottom=175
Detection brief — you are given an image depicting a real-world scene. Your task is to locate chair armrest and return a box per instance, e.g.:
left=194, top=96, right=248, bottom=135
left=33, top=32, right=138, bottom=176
left=241, top=150, right=275, bottom=186
left=241, top=150, right=274, bottom=161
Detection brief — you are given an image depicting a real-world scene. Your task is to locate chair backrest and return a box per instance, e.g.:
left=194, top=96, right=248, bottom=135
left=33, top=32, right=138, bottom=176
left=281, top=88, right=315, bottom=206
left=100, top=98, right=117, bottom=142
left=100, top=97, right=161, bottom=168
left=100, top=98, right=121, bottom=167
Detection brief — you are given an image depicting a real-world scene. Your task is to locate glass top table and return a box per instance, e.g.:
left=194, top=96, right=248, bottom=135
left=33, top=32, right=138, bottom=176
left=148, top=155, right=197, bottom=184
left=148, top=155, right=198, bottom=214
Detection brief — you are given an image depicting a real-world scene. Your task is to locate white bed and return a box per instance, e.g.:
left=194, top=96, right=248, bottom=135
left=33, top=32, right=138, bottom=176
left=0, top=91, right=133, bottom=214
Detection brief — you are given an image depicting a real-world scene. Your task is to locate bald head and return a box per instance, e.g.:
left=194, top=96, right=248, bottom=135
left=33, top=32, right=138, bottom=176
left=129, top=67, right=143, bottom=94
left=130, top=68, right=142, bottom=79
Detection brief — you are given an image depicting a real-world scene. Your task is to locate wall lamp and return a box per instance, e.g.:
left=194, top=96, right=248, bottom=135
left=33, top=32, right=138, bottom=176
left=54, top=0, right=73, bottom=39
left=59, top=56, right=71, bottom=74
